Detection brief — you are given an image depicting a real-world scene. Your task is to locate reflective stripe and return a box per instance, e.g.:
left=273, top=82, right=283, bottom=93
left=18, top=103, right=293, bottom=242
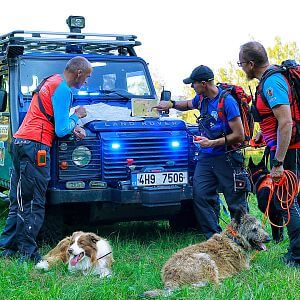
left=16, top=178, right=23, bottom=212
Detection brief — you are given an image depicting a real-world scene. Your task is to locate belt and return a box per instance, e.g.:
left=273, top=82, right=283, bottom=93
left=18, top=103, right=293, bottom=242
left=13, top=138, right=31, bottom=145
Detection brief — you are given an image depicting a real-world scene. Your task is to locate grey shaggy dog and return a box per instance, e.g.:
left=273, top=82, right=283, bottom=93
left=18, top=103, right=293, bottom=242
left=143, top=207, right=270, bottom=298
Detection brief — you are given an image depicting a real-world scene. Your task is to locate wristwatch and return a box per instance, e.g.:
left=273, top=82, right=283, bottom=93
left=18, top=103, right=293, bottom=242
left=170, top=100, right=176, bottom=109
left=272, top=158, right=283, bottom=167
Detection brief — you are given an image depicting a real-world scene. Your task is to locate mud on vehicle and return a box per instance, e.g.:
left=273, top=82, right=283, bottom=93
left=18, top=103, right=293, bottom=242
left=0, top=16, right=199, bottom=242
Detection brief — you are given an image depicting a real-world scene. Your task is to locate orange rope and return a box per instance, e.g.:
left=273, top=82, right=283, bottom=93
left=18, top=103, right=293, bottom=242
left=252, top=171, right=298, bottom=262
left=262, top=170, right=299, bottom=228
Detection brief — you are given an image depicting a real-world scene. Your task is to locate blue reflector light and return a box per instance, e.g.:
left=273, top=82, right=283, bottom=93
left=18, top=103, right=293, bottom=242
left=171, top=141, right=180, bottom=148
left=111, top=143, right=120, bottom=150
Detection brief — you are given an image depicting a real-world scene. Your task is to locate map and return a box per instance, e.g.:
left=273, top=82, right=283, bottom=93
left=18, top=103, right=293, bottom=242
left=131, top=99, right=159, bottom=118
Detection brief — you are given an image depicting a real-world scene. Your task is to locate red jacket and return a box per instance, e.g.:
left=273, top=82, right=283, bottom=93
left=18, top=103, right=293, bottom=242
left=14, top=74, right=62, bottom=147
left=255, top=73, right=300, bottom=150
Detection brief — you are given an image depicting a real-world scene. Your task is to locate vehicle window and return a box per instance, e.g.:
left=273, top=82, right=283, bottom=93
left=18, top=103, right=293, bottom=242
left=20, top=58, right=153, bottom=98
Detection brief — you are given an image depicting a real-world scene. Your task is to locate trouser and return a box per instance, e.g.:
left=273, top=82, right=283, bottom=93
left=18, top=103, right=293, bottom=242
left=193, top=152, right=250, bottom=238
left=270, top=148, right=300, bottom=260
left=193, top=151, right=249, bottom=239
left=0, top=139, right=50, bottom=261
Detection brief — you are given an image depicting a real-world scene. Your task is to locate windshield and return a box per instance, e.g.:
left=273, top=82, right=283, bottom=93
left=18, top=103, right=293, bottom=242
left=19, top=57, right=153, bottom=98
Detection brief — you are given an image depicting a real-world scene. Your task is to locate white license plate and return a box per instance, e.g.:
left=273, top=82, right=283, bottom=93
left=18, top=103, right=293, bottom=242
left=131, top=171, right=188, bottom=187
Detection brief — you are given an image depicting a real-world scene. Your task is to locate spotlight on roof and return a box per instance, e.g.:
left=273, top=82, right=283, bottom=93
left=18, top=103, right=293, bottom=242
left=66, top=16, right=85, bottom=33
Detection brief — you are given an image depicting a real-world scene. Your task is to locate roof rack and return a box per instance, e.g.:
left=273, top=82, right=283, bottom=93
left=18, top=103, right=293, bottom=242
left=0, top=31, right=141, bottom=57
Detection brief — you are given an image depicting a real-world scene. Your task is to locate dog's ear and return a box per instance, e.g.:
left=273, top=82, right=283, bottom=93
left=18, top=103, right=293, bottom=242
left=87, top=233, right=100, bottom=244
left=234, top=206, right=247, bottom=225
left=71, top=231, right=83, bottom=241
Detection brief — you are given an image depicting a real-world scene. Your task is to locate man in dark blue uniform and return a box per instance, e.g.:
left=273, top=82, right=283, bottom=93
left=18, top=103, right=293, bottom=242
left=154, top=65, right=249, bottom=238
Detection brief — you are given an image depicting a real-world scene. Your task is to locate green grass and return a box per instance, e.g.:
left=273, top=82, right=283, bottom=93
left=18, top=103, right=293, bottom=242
left=0, top=150, right=299, bottom=299
left=0, top=200, right=299, bottom=300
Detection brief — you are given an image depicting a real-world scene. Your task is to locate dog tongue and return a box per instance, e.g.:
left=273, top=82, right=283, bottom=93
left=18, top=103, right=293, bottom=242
left=70, top=254, right=81, bottom=266
left=259, top=243, right=267, bottom=251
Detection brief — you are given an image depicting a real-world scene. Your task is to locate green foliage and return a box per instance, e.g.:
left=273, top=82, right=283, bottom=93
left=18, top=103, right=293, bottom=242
left=267, top=37, right=300, bottom=65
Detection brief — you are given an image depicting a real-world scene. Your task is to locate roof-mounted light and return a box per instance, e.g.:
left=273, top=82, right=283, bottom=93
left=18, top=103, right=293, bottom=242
left=66, top=16, right=85, bottom=33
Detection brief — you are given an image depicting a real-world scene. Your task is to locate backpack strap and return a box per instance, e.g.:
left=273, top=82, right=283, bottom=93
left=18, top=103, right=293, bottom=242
left=33, top=75, right=54, bottom=124
left=197, top=94, right=207, bottom=115
left=217, top=88, right=232, bottom=150
left=217, top=88, right=232, bottom=120
left=259, top=66, right=285, bottom=108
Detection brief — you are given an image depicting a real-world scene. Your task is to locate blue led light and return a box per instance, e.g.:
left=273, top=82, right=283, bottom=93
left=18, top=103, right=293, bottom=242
left=111, top=143, right=120, bottom=150
left=171, top=141, right=180, bottom=148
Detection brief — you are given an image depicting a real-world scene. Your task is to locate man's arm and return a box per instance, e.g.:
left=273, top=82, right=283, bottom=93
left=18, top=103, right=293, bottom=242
left=152, top=100, right=194, bottom=111
left=272, top=104, right=293, bottom=161
left=262, top=74, right=291, bottom=180
left=194, top=116, right=244, bottom=147
left=52, top=81, right=86, bottom=137
left=269, top=104, right=292, bottom=181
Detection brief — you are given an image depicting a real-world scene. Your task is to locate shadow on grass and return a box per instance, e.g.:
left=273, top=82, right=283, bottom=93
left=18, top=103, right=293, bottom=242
left=65, top=220, right=203, bottom=245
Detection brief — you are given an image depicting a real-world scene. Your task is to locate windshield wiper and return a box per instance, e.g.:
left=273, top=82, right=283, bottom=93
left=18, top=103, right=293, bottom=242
left=100, top=89, right=132, bottom=100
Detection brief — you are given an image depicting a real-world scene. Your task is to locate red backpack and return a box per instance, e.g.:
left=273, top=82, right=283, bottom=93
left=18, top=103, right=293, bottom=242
left=216, top=83, right=254, bottom=148
left=254, top=60, right=300, bottom=143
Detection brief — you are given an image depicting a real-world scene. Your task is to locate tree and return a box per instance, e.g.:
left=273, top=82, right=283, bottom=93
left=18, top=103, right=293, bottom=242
left=267, top=37, right=300, bottom=65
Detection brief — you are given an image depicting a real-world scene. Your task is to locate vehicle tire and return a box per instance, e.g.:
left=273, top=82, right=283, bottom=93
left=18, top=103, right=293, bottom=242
left=168, top=201, right=198, bottom=232
left=37, top=204, right=64, bottom=246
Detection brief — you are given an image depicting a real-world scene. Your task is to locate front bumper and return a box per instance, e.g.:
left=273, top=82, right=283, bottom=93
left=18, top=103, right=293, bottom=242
left=47, top=185, right=193, bottom=206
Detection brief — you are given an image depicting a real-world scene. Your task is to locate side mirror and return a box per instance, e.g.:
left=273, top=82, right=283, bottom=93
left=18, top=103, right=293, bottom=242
left=0, top=90, right=7, bottom=112
left=160, top=90, right=171, bottom=101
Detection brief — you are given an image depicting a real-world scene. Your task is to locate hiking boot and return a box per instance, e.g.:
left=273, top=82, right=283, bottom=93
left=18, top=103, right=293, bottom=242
left=0, top=249, right=17, bottom=258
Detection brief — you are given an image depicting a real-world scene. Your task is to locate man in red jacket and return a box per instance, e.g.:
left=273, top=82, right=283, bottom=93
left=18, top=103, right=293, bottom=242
left=0, top=56, right=92, bottom=263
left=239, top=41, right=300, bottom=267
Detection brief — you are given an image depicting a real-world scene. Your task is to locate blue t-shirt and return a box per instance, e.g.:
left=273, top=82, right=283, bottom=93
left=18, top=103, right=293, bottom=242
left=262, top=73, right=289, bottom=108
left=192, top=87, right=240, bottom=155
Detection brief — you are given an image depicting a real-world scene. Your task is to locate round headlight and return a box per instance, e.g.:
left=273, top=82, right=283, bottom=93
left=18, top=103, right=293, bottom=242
left=72, top=146, right=91, bottom=167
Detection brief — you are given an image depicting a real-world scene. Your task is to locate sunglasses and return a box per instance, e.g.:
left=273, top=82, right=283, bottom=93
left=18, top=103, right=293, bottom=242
left=237, top=61, right=250, bottom=67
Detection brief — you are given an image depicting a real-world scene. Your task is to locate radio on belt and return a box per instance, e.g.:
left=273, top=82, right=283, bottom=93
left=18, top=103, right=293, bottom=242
left=37, top=149, right=47, bottom=166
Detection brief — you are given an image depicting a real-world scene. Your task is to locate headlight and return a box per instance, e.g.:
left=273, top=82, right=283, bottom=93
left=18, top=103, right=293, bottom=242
left=72, top=146, right=91, bottom=167
left=171, top=141, right=180, bottom=148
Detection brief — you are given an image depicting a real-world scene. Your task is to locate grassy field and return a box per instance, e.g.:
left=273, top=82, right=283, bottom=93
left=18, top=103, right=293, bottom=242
left=0, top=150, right=299, bottom=299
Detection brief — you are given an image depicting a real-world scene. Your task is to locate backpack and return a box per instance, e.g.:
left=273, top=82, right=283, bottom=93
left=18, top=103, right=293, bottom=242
left=216, top=82, right=254, bottom=148
left=254, top=59, right=300, bottom=143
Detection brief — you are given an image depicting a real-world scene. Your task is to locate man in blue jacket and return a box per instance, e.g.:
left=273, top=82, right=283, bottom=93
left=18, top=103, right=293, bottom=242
left=154, top=65, right=249, bottom=238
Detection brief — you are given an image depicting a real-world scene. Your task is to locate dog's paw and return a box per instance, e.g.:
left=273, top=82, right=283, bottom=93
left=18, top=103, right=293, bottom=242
left=94, top=268, right=112, bottom=278
left=35, top=260, right=49, bottom=271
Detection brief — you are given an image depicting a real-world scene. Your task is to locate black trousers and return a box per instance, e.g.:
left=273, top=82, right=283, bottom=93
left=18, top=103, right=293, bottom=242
left=193, top=151, right=249, bottom=239
left=270, top=148, right=300, bottom=260
left=0, top=139, right=50, bottom=261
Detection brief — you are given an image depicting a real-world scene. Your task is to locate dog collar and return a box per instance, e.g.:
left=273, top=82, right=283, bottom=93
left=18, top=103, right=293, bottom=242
left=226, top=225, right=245, bottom=248
left=97, top=251, right=112, bottom=261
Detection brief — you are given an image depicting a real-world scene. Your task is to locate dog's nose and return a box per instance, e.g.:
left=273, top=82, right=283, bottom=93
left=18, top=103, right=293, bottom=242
left=68, top=248, right=73, bottom=254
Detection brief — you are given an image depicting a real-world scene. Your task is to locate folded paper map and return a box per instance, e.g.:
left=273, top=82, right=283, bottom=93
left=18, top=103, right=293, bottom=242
left=131, top=99, right=159, bottom=118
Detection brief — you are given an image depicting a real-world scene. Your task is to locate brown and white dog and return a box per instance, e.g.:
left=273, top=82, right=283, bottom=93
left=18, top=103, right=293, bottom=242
left=143, top=207, right=270, bottom=298
left=35, top=231, right=113, bottom=277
